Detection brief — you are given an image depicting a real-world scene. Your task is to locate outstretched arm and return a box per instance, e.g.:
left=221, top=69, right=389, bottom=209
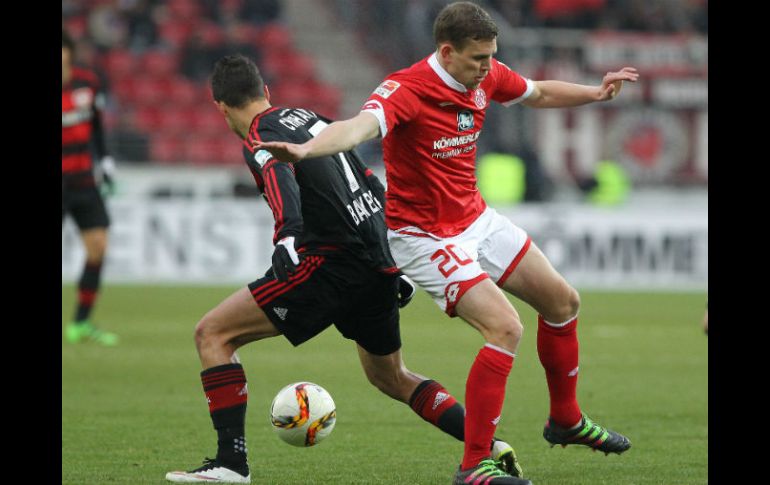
left=253, top=111, right=381, bottom=163
left=522, top=67, right=639, bottom=109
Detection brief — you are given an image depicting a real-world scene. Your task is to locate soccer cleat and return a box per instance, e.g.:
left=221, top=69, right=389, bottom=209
left=453, top=459, right=533, bottom=485
left=65, top=321, right=119, bottom=346
left=543, top=414, right=631, bottom=455
left=166, top=458, right=250, bottom=483
left=491, top=438, right=524, bottom=477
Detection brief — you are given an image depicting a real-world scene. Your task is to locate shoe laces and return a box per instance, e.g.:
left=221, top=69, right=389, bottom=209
left=477, top=459, right=508, bottom=477
left=191, top=457, right=218, bottom=472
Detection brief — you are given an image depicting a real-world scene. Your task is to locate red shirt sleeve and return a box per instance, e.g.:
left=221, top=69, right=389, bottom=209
left=360, top=77, right=421, bottom=137
left=489, top=58, right=534, bottom=106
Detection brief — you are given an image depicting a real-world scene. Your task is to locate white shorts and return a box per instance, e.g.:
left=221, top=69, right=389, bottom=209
left=387, top=207, right=531, bottom=316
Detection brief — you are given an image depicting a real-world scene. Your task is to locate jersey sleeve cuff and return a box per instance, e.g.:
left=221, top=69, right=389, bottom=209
left=361, top=106, right=388, bottom=138
left=502, top=78, right=535, bottom=107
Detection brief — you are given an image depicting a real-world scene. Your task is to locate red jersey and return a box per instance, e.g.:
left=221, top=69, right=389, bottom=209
left=361, top=54, right=533, bottom=238
left=62, top=67, right=106, bottom=181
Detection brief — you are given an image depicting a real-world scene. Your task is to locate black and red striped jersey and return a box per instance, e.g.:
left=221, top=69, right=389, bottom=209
left=62, top=66, right=107, bottom=186
left=242, top=106, right=398, bottom=274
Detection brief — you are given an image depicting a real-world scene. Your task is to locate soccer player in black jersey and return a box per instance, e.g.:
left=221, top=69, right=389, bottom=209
left=62, top=29, right=118, bottom=346
left=165, top=54, right=521, bottom=484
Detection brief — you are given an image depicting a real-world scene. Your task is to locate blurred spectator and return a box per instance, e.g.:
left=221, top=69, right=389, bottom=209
left=180, top=32, right=221, bottom=81
left=533, top=0, right=604, bottom=29
left=181, top=22, right=261, bottom=82
left=489, top=0, right=539, bottom=27
left=219, top=22, right=261, bottom=62
left=200, top=0, right=280, bottom=25
left=239, top=0, right=281, bottom=25
left=402, top=0, right=445, bottom=64
left=121, top=0, right=160, bottom=52
left=87, top=3, right=128, bottom=50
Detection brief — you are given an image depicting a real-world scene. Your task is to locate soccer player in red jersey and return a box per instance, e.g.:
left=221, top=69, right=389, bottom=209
left=256, top=3, right=638, bottom=483
left=62, top=29, right=118, bottom=346
left=165, top=54, right=523, bottom=484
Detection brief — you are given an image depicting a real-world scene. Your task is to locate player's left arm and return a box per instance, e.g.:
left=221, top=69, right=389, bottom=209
left=91, top=88, right=116, bottom=194
left=522, top=67, right=639, bottom=108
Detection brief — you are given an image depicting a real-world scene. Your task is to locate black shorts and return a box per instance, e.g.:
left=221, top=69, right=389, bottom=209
left=62, top=185, right=110, bottom=230
left=248, top=252, right=401, bottom=356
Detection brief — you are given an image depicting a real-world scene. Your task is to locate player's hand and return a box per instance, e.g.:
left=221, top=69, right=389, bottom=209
left=272, top=236, right=301, bottom=282
left=98, top=155, right=117, bottom=196
left=397, top=274, right=416, bottom=308
left=598, top=67, right=639, bottom=101
left=252, top=141, right=308, bottom=164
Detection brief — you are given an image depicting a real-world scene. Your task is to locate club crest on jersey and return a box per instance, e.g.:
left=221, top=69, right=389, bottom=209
left=457, top=110, right=474, bottom=132
left=374, top=80, right=401, bottom=99
left=473, top=88, right=487, bottom=109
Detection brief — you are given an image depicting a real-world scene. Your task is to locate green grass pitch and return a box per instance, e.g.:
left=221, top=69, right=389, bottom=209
left=62, top=285, right=707, bottom=484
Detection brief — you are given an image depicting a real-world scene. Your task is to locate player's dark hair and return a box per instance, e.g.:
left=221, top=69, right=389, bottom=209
left=62, top=29, right=75, bottom=53
left=433, top=1, right=498, bottom=50
left=211, top=54, right=265, bottom=108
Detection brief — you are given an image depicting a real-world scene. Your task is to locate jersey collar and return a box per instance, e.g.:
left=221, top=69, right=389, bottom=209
left=428, top=53, right=468, bottom=93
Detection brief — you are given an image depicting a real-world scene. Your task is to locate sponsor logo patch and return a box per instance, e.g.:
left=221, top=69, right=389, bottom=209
left=457, top=110, right=474, bottom=131
left=373, top=80, right=401, bottom=99
left=254, top=149, right=273, bottom=168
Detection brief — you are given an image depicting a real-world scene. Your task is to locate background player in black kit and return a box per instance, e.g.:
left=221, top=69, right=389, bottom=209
left=166, top=54, right=522, bottom=484
left=62, top=29, right=118, bottom=346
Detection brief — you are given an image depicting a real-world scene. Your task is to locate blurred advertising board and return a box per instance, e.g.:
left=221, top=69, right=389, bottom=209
left=63, top=198, right=706, bottom=291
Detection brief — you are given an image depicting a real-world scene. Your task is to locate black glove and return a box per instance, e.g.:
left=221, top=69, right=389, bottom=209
left=397, top=274, right=416, bottom=308
left=272, top=236, right=300, bottom=282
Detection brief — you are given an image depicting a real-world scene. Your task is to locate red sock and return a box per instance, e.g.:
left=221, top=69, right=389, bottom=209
left=461, top=344, right=514, bottom=471
left=537, top=315, right=582, bottom=428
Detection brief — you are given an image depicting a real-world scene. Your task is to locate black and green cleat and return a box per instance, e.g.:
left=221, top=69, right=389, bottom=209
left=543, top=414, right=631, bottom=455
left=453, top=459, right=532, bottom=485
left=65, top=320, right=119, bottom=346
left=491, top=438, right=524, bottom=477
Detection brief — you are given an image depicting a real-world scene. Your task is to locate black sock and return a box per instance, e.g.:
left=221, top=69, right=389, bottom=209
left=201, top=363, right=249, bottom=471
left=75, top=261, right=102, bottom=322
left=409, top=379, right=465, bottom=441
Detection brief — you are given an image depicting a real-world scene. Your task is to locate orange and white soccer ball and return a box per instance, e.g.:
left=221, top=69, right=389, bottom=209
left=269, top=382, right=336, bottom=447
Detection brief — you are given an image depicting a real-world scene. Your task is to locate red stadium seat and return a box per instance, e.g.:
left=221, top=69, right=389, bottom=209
left=156, top=106, right=198, bottom=135
left=185, top=136, right=223, bottom=165
left=132, top=77, right=174, bottom=106
left=262, top=51, right=316, bottom=83
left=199, top=22, right=225, bottom=47
left=257, top=22, right=294, bottom=51
left=133, top=107, right=164, bottom=133
left=112, top=78, right=139, bottom=103
left=218, top=138, right=245, bottom=165
left=103, top=49, right=137, bottom=80
left=194, top=108, right=227, bottom=134
left=167, top=0, right=202, bottom=20
left=150, top=135, right=185, bottom=163
left=158, top=21, right=194, bottom=49
left=168, top=77, right=201, bottom=107
left=234, top=23, right=261, bottom=45
left=64, top=16, right=87, bottom=39
left=139, top=50, right=179, bottom=78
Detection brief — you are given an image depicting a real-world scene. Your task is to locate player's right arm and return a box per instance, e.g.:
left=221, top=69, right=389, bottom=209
left=253, top=111, right=380, bottom=163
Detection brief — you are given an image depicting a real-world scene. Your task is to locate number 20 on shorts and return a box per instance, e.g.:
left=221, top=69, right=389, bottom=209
left=430, top=244, right=473, bottom=278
